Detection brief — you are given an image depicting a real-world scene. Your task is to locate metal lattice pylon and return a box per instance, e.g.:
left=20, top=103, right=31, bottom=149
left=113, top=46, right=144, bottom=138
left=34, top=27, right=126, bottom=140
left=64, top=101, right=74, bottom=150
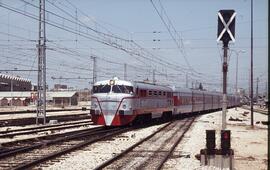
left=36, top=0, right=46, bottom=125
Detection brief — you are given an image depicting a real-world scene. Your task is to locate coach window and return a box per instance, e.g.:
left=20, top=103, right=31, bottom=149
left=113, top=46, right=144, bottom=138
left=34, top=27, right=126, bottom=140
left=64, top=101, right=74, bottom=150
left=140, top=89, right=147, bottom=97
left=163, top=91, right=166, bottom=96
left=159, top=91, right=162, bottom=96
left=154, top=91, right=157, bottom=96
left=148, top=90, right=152, bottom=96
left=167, top=92, right=172, bottom=97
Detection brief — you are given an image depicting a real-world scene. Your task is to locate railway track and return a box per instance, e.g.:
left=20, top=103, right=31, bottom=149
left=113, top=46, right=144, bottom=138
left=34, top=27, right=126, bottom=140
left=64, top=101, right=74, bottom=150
left=241, top=105, right=268, bottom=115
left=0, top=120, right=93, bottom=138
left=94, top=117, right=195, bottom=170
left=0, top=126, right=131, bottom=170
left=0, top=108, right=89, bottom=115
left=0, top=113, right=91, bottom=127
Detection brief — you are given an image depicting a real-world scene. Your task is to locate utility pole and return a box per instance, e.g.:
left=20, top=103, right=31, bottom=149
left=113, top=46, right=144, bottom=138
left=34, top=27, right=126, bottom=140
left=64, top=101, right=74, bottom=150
left=249, top=69, right=251, bottom=101
left=256, top=77, right=259, bottom=101
left=10, top=74, right=13, bottom=107
left=91, top=56, right=97, bottom=84
left=124, top=63, right=127, bottom=80
left=266, top=82, right=268, bottom=97
left=36, top=0, right=46, bottom=125
left=152, top=69, right=156, bottom=84
left=186, top=73, right=188, bottom=88
left=250, top=0, right=254, bottom=127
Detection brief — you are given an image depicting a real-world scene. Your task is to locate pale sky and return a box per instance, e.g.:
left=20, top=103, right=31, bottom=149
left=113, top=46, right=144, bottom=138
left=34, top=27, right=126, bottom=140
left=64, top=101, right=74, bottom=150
left=0, top=0, right=268, bottom=94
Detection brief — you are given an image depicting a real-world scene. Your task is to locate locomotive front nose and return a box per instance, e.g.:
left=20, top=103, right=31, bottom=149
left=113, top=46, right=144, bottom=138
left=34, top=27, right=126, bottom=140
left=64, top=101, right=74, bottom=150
left=101, top=101, right=119, bottom=126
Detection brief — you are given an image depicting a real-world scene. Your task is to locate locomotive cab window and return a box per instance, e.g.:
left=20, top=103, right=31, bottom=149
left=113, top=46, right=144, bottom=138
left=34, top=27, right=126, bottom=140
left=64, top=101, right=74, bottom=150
left=112, top=85, right=133, bottom=94
left=93, top=85, right=111, bottom=93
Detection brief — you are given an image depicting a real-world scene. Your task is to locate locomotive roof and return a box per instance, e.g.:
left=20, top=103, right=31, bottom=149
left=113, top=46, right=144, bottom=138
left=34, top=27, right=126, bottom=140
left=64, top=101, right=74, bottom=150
left=134, top=82, right=172, bottom=91
left=94, top=78, right=133, bottom=86
left=93, top=78, right=172, bottom=91
left=173, top=86, right=223, bottom=96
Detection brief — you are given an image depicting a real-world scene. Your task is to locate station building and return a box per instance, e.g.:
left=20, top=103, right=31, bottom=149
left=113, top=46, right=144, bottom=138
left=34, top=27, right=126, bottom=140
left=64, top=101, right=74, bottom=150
left=0, top=74, right=31, bottom=91
left=0, top=91, right=78, bottom=107
left=47, top=91, right=78, bottom=107
left=0, top=91, right=33, bottom=106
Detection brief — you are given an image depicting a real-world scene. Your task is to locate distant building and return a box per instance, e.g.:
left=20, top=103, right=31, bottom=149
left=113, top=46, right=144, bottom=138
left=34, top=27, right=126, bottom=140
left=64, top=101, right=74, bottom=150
left=32, top=84, right=49, bottom=91
left=0, top=91, right=78, bottom=107
left=0, top=74, right=31, bottom=91
left=0, top=91, right=33, bottom=106
left=47, top=91, right=78, bottom=107
left=54, top=84, right=68, bottom=91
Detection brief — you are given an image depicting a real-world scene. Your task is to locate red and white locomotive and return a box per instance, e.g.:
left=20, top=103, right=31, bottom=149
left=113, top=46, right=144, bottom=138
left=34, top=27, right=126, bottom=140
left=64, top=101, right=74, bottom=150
left=90, top=77, right=240, bottom=126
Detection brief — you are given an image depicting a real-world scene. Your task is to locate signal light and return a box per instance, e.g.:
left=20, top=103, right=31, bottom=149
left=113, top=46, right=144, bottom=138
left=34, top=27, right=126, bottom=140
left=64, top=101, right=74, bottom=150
left=206, top=130, right=216, bottom=152
left=221, top=130, right=231, bottom=151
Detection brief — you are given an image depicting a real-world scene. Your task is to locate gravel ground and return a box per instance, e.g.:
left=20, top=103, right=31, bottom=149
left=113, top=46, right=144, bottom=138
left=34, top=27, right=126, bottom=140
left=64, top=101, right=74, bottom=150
left=38, top=123, right=166, bottom=170
left=9, top=107, right=265, bottom=170
left=0, top=123, right=99, bottom=143
left=163, top=108, right=268, bottom=170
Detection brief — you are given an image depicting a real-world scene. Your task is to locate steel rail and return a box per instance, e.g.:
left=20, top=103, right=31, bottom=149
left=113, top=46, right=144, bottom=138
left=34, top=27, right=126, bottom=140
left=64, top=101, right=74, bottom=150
left=94, top=117, right=196, bottom=170
left=93, top=121, right=173, bottom=170
left=0, top=121, right=92, bottom=138
left=13, top=128, right=130, bottom=170
left=156, top=117, right=196, bottom=170
left=0, top=113, right=90, bottom=127
left=0, top=108, right=89, bottom=115
left=241, top=105, right=268, bottom=115
left=0, top=120, right=91, bottom=134
left=0, top=126, right=105, bottom=159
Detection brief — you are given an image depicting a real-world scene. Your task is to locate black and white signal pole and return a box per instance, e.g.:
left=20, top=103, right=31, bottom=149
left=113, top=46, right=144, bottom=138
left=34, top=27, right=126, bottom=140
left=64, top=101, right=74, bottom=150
left=217, top=10, right=236, bottom=130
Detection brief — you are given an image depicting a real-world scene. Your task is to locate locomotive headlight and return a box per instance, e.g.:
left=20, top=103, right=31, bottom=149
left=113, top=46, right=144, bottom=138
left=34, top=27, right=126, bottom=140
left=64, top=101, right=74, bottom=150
left=122, top=104, right=127, bottom=109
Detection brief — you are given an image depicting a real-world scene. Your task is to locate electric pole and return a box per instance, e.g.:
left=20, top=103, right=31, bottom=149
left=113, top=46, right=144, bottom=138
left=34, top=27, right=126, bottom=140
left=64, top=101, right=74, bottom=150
left=266, top=82, right=268, bottom=97
left=36, top=0, right=46, bottom=125
left=256, top=77, right=259, bottom=101
left=124, top=63, right=127, bottom=80
left=250, top=0, right=254, bottom=127
left=153, top=69, right=156, bottom=84
left=91, top=56, right=97, bottom=84
left=186, top=73, right=188, bottom=88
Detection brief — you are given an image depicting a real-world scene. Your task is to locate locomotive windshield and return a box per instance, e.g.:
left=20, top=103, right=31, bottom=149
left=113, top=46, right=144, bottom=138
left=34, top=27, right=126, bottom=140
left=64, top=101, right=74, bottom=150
left=93, top=85, right=111, bottom=93
left=112, top=85, right=133, bottom=94
left=92, top=84, right=133, bottom=94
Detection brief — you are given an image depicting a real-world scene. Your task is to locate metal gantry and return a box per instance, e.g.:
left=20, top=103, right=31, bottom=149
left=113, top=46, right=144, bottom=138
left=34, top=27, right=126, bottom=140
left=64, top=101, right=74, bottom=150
left=36, top=0, right=47, bottom=125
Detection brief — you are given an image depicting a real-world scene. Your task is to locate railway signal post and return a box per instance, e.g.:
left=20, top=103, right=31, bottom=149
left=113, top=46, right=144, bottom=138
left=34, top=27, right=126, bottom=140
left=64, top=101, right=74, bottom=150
left=217, top=9, right=236, bottom=130
left=199, top=10, right=237, bottom=168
